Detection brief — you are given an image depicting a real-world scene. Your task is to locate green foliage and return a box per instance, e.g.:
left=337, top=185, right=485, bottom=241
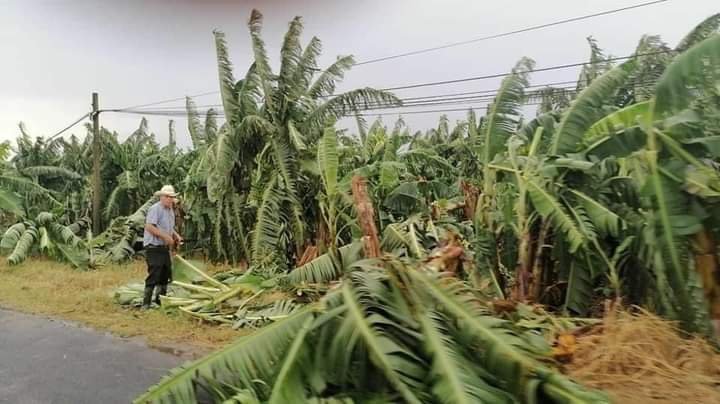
left=552, top=60, right=636, bottom=154
left=655, top=34, right=720, bottom=114
left=3, top=11, right=720, bottom=402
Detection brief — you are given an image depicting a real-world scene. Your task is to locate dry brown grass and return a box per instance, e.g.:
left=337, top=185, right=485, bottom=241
left=566, top=306, right=720, bottom=404
left=0, top=258, right=244, bottom=357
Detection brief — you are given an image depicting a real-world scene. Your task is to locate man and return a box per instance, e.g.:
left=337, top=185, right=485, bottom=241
left=142, top=185, right=183, bottom=309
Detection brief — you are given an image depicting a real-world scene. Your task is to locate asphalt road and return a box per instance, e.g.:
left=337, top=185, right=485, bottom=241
left=0, top=308, right=183, bottom=404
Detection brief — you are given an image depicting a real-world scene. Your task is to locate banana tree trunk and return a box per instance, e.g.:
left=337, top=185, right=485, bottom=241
left=693, top=229, right=720, bottom=330
left=514, top=231, right=532, bottom=302
left=460, top=180, right=479, bottom=221
left=351, top=175, right=381, bottom=259
left=316, top=215, right=329, bottom=254
left=530, top=219, right=552, bottom=302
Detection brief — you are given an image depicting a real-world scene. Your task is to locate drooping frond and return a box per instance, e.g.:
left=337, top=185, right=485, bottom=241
left=419, top=311, right=514, bottom=404
left=207, top=125, right=237, bottom=203
left=655, top=34, right=720, bottom=115
left=7, top=225, right=38, bottom=265
left=583, top=100, right=651, bottom=147
left=20, top=166, right=82, bottom=180
left=551, top=60, right=635, bottom=154
left=186, top=97, right=204, bottom=148
left=481, top=57, right=534, bottom=164
left=340, top=283, right=423, bottom=404
left=247, top=9, right=277, bottom=115
left=411, top=271, right=609, bottom=402
left=49, top=222, right=83, bottom=247
left=134, top=307, right=317, bottom=404
left=213, top=30, right=241, bottom=125
left=563, top=250, right=597, bottom=316
left=317, top=125, right=339, bottom=197
left=167, top=120, right=176, bottom=152
left=676, top=13, right=720, bottom=52
left=266, top=315, right=315, bottom=404
left=526, top=178, right=585, bottom=252
left=645, top=161, right=710, bottom=333
left=308, top=55, right=355, bottom=98
left=627, top=35, right=673, bottom=102
left=54, top=242, right=89, bottom=270
left=277, top=16, right=304, bottom=99
left=306, top=88, right=401, bottom=132
left=291, top=36, right=323, bottom=97
left=569, top=189, right=622, bottom=237
left=285, top=242, right=363, bottom=284
left=205, top=109, right=218, bottom=143
left=35, top=211, right=54, bottom=226
left=0, top=174, right=58, bottom=203
left=0, top=188, right=22, bottom=216
left=237, top=65, right=262, bottom=118
left=1, top=222, right=27, bottom=250
left=250, top=176, right=284, bottom=269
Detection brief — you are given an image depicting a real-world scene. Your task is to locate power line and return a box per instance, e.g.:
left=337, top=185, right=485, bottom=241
left=48, top=112, right=92, bottom=141
left=110, top=90, right=220, bottom=111
left=107, top=1, right=668, bottom=113
left=123, top=79, right=585, bottom=111
left=111, top=77, right=659, bottom=116
left=359, top=81, right=658, bottom=112
left=380, top=50, right=670, bottom=91
left=116, top=48, right=669, bottom=116
left=354, top=103, right=546, bottom=117
left=107, top=81, right=656, bottom=118
left=354, top=0, right=669, bottom=66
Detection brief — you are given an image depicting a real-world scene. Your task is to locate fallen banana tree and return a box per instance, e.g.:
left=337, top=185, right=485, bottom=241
left=114, top=255, right=314, bottom=329
left=133, top=247, right=609, bottom=404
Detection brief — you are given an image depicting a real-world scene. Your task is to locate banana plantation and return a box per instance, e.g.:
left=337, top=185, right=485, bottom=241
left=2, top=9, right=720, bottom=404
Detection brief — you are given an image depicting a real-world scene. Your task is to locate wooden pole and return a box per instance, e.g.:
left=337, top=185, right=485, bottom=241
left=91, top=92, right=102, bottom=235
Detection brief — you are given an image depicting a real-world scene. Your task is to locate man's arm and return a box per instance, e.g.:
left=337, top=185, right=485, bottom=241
left=145, top=223, right=174, bottom=246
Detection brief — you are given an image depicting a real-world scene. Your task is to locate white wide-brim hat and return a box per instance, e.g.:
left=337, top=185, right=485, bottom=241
left=154, top=185, right=178, bottom=198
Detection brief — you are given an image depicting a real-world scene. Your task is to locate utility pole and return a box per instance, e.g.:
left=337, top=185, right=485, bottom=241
left=91, top=92, right=102, bottom=235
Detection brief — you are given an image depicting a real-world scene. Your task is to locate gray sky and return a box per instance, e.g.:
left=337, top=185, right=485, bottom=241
left=1, top=0, right=718, bottom=147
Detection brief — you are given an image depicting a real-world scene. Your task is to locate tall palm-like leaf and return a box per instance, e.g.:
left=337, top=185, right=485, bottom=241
left=285, top=242, right=362, bottom=284
left=551, top=60, right=636, bottom=154
left=250, top=176, right=284, bottom=271
left=655, top=34, right=720, bottom=115
left=478, top=57, right=534, bottom=229
left=411, top=271, right=608, bottom=402
left=7, top=225, right=38, bottom=265
left=134, top=307, right=317, bottom=404
left=186, top=97, right=204, bottom=148
left=0, top=188, right=22, bottom=216
left=676, top=13, right=720, bottom=52
left=1, top=222, right=26, bottom=250
left=526, top=177, right=585, bottom=252
left=419, top=311, right=514, bottom=404
left=481, top=57, right=534, bottom=164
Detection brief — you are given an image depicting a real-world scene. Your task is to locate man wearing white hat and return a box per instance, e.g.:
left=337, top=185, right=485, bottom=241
left=141, top=185, right=183, bottom=309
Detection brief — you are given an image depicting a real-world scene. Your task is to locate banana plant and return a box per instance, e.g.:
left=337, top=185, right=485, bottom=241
left=0, top=212, right=86, bottom=267
left=134, top=251, right=608, bottom=404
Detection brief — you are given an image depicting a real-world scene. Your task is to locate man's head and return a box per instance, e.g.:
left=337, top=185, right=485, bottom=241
left=154, top=185, right=178, bottom=209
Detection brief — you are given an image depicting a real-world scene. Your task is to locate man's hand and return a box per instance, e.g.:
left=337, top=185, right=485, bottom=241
left=173, top=233, right=183, bottom=245
left=162, top=234, right=175, bottom=248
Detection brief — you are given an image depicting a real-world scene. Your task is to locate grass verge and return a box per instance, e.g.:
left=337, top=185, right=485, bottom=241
left=0, top=258, right=243, bottom=356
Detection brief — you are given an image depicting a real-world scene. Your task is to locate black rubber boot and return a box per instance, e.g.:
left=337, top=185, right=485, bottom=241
left=154, top=284, right=167, bottom=306
left=142, top=286, right=154, bottom=309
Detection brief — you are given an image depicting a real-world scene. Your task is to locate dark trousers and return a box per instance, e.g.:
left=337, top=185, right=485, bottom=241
left=145, top=246, right=172, bottom=287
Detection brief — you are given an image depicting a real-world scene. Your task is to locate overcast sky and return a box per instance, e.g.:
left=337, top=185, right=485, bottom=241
left=1, top=0, right=718, bottom=147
